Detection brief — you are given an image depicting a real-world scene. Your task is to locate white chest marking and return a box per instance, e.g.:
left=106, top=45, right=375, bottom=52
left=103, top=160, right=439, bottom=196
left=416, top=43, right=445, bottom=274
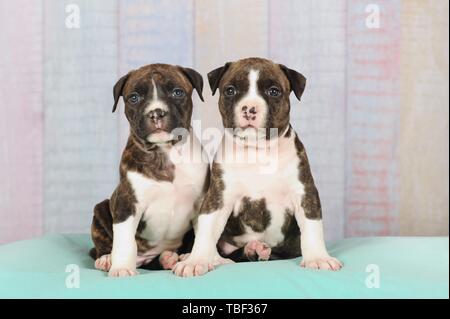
left=127, top=171, right=175, bottom=243
left=125, top=136, right=208, bottom=250
left=220, top=134, right=305, bottom=247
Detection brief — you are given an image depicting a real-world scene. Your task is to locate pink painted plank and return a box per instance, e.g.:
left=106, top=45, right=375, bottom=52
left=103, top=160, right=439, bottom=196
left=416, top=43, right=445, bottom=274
left=0, top=1, right=43, bottom=243
left=345, top=0, right=401, bottom=236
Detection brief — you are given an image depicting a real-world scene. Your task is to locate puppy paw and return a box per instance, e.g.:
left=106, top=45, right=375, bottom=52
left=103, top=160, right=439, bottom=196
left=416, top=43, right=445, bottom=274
left=95, top=254, right=112, bottom=272
left=173, top=259, right=212, bottom=277
left=244, top=240, right=271, bottom=261
left=178, top=253, right=190, bottom=261
left=159, top=251, right=180, bottom=270
left=108, top=268, right=138, bottom=277
left=300, top=256, right=342, bottom=271
left=172, top=255, right=233, bottom=277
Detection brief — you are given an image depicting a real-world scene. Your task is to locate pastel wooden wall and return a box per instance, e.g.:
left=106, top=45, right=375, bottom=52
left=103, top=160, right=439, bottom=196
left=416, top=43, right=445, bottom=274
left=0, top=0, right=448, bottom=243
left=194, top=0, right=269, bottom=134
left=0, top=1, right=43, bottom=243
left=269, top=0, right=347, bottom=241
left=43, top=0, right=119, bottom=234
left=345, top=0, right=402, bottom=236
left=399, top=0, right=449, bottom=235
left=117, top=0, right=195, bottom=149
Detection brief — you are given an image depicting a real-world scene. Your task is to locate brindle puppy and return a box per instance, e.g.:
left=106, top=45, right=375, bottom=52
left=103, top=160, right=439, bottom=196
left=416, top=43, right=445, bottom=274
left=90, top=64, right=209, bottom=277
left=173, top=58, right=342, bottom=277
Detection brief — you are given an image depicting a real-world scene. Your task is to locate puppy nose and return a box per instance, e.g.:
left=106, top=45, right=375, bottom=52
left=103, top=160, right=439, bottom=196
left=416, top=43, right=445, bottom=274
left=149, top=108, right=166, bottom=120
left=241, top=105, right=257, bottom=121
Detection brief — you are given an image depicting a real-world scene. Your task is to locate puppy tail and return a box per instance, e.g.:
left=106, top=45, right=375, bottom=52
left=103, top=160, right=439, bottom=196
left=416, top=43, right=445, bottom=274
left=89, top=247, right=97, bottom=260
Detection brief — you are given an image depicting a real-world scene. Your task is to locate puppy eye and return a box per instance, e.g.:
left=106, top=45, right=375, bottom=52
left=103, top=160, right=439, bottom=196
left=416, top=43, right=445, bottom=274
left=127, top=93, right=141, bottom=104
left=267, top=86, right=281, bottom=97
left=224, top=85, right=237, bottom=97
left=172, top=88, right=185, bottom=98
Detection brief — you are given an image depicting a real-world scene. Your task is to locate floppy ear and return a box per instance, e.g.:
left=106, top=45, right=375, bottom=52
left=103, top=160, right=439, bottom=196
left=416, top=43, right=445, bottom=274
left=180, top=67, right=204, bottom=102
left=279, top=64, right=306, bottom=101
left=207, top=62, right=231, bottom=95
left=112, top=72, right=131, bottom=113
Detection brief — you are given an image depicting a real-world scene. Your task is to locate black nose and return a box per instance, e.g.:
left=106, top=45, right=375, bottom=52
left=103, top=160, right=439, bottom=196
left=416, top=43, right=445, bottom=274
left=149, top=108, right=166, bottom=120
left=242, top=106, right=257, bottom=120
left=242, top=106, right=257, bottom=113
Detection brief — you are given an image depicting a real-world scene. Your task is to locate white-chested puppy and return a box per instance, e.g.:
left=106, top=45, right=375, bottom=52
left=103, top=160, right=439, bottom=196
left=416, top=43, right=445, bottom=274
left=173, top=57, right=342, bottom=277
left=90, top=64, right=209, bottom=277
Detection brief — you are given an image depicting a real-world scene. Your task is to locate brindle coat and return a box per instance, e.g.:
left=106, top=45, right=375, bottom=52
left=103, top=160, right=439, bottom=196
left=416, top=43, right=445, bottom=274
left=205, top=58, right=320, bottom=262
left=90, top=64, right=204, bottom=269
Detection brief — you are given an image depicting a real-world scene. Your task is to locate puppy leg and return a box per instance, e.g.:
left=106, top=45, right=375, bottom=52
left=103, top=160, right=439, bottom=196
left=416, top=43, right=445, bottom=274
left=294, top=194, right=342, bottom=271
left=172, top=162, right=239, bottom=277
left=91, top=199, right=114, bottom=271
left=109, top=216, right=139, bottom=277
left=173, top=209, right=235, bottom=277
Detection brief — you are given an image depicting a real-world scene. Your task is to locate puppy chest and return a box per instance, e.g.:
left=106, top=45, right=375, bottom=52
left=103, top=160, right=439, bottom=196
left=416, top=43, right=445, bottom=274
left=127, top=171, right=195, bottom=243
left=227, top=173, right=303, bottom=207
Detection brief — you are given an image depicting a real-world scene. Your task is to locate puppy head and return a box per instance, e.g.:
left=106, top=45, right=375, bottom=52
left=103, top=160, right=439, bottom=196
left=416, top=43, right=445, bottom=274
left=207, top=57, right=306, bottom=141
left=112, top=64, right=203, bottom=145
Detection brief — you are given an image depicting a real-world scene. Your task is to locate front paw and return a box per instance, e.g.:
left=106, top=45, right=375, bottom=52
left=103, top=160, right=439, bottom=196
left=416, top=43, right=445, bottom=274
left=172, top=255, right=233, bottom=277
left=108, top=267, right=138, bottom=277
left=173, top=259, right=212, bottom=277
left=300, top=256, right=342, bottom=271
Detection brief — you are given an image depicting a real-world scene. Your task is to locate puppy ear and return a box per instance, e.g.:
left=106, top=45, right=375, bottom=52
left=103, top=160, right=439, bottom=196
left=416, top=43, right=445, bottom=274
left=180, top=67, right=204, bottom=102
left=112, top=72, right=131, bottom=113
left=279, top=64, right=306, bottom=101
left=207, top=62, right=231, bottom=95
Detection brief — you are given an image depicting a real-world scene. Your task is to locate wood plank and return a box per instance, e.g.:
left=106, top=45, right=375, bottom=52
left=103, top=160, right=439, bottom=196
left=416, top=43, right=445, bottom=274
left=269, top=0, right=347, bottom=241
left=345, top=0, right=401, bottom=236
left=117, top=0, right=194, bottom=149
left=43, top=0, right=119, bottom=233
left=399, top=0, right=449, bottom=235
left=0, top=1, right=43, bottom=243
left=194, top=0, right=269, bottom=155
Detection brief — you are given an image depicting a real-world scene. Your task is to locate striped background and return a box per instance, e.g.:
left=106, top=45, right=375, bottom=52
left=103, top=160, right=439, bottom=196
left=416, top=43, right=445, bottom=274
left=0, top=0, right=448, bottom=244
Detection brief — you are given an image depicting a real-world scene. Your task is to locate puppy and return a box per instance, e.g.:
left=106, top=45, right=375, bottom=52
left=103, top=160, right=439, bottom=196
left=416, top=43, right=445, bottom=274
left=173, top=57, right=342, bottom=277
left=90, top=64, right=209, bottom=277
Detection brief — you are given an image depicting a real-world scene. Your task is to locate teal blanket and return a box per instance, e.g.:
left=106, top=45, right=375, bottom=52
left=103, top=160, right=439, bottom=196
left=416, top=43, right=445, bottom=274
left=0, top=234, right=448, bottom=298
